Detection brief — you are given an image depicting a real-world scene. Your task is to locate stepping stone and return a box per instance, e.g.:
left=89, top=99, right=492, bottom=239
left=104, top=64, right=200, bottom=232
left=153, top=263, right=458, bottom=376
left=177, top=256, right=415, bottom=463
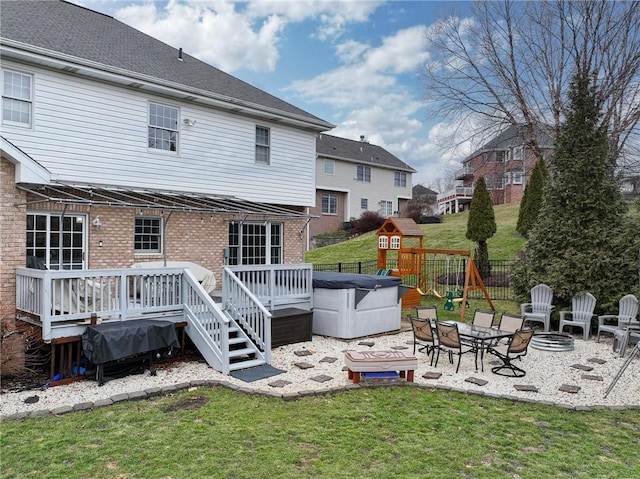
left=391, top=345, right=409, bottom=350
left=310, top=374, right=333, bottom=383
left=514, top=384, right=539, bottom=392
left=422, top=371, right=442, bottom=379
left=341, top=366, right=349, bottom=371
left=465, top=377, right=488, bottom=386
left=587, top=358, right=607, bottom=364
left=294, top=362, right=315, bottom=370
left=559, top=384, right=581, bottom=394
left=570, top=364, right=594, bottom=371
left=581, top=374, right=604, bottom=381
left=294, top=350, right=312, bottom=357
left=268, top=379, right=292, bottom=388
left=319, top=356, right=338, bottom=363
left=358, top=341, right=375, bottom=347
left=24, top=395, right=40, bottom=404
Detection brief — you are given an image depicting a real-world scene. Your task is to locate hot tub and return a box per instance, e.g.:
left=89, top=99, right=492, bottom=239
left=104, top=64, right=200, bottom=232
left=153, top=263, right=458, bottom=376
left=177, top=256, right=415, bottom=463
left=312, top=272, right=408, bottom=339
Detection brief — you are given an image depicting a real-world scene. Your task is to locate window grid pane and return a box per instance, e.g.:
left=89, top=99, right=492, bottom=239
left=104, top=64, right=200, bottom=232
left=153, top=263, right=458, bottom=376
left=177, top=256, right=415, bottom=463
left=394, top=172, right=407, bottom=187
left=26, top=213, right=85, bottom=269
left=255, top=126, right=270, bottom=164
left=2, top=70, right=32, bottom=125
left=361, top=198, right=368, bottom=209
left=148, top=102, right=178, bottom=152
left=135, top=217, right=162, bottom=253
left=357, top=165, right=371, bottom=182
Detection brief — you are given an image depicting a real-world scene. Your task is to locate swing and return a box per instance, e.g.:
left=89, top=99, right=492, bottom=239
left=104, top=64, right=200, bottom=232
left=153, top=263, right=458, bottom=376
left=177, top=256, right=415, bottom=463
left=443, top=256, right=469, bottom=310
left=416, top=254, right=442, bottom=299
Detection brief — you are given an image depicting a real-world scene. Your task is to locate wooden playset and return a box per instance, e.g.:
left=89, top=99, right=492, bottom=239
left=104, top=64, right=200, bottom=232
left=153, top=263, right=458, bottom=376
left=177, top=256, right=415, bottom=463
left=376, top=218, right=494, bottom=319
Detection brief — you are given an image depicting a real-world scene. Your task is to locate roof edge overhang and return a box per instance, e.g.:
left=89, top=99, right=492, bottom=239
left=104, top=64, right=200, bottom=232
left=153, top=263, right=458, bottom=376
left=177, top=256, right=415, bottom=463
left=16, top=182, right=314, bottom=220
left=1, top=40, right=335, bottom=133
left=1, top=136, right=51, bottom=183
left=317, top=152, right=416, bottom=173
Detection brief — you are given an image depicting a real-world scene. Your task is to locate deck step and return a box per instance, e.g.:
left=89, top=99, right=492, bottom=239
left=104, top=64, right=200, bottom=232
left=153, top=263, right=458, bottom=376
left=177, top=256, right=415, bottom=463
left=228, top=358, right=266, bottom=371
left=229, top=347, right=257, bottom=358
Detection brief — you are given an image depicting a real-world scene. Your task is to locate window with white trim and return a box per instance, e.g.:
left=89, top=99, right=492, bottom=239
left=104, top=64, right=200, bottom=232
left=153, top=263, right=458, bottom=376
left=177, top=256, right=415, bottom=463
left=228, top=221, right=282, bottom=265
left=380, top=200, right=393, bottom=217
left=512, top=146, right=523, bottom=161
left=378, top=236, right=388, bottom=249
left=495, top=151, right=507, bottom=162
left=390, top=235, right=401, bottom=249
left=394, top=171, right=407, bottom=187
left=255, top=126, right=270, bottom=164
left=361, top=198, right=368, bottom=210
left=2, top=69, right=33, bottom=127
left=26, top=213, right=86, bottom=270
left=512, top=171, right=523, bottom=184
left=323, top=159, right=335, bottom=175
left=494, top=175, right=504, bottom=189
left=322, top=194, right=337, bottom=214
left=356, top=165, right=371, bottom=182
left=148, top=102, right=178, bottom=152
left=135, top=216, right=162, bottom=253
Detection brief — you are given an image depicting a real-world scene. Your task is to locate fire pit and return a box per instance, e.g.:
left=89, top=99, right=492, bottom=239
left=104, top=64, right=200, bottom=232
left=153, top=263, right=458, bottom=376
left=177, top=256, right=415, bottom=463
left=530, top=333, right=575, bottom=351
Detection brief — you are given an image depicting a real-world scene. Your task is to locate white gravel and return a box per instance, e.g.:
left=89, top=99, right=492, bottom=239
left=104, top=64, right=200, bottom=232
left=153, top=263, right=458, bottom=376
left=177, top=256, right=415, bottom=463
left=2, top=330, right=638, bottom=418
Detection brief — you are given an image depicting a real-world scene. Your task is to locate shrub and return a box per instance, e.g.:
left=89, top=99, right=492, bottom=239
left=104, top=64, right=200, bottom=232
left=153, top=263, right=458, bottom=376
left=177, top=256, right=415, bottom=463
left=350, top=211, right=385, bottom=235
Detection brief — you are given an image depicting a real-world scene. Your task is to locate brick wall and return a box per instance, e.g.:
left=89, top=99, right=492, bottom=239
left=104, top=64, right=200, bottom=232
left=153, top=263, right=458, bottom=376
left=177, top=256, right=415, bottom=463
left=0, top=157, right=26, bottom=332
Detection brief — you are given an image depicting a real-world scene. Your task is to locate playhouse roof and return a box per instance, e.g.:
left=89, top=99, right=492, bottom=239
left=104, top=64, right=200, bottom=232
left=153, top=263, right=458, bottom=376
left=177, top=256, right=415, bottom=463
left=376, top=217, right=424, bottom=237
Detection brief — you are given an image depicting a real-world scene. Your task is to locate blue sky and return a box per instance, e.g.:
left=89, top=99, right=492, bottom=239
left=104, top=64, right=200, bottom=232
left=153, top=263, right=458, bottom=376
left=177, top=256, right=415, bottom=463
left=74, top=0, right=473, bottom=187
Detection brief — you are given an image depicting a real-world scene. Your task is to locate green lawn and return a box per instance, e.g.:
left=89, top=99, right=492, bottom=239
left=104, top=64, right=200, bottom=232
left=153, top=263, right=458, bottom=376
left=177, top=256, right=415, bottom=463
left=306, top=202, right=525, bottom=264
left=2, top=386, right=639, bottom=479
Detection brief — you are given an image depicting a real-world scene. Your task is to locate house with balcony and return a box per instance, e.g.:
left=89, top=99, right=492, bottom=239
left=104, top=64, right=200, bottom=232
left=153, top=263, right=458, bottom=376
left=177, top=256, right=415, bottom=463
left=437, top=125, right=555, bottom=214
left=310, top=134, right=416, bottom=237
left=1, top=1, right=334, bottom=379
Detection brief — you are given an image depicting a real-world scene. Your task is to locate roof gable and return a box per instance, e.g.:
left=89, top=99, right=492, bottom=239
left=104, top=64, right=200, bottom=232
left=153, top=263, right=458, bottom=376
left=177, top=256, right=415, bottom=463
left=376, top=217, right=424, bottom=237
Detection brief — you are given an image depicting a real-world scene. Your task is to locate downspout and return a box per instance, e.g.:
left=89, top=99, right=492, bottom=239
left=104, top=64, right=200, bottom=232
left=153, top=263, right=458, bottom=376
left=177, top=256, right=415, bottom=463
left=162, top=211, right=173, bottom=267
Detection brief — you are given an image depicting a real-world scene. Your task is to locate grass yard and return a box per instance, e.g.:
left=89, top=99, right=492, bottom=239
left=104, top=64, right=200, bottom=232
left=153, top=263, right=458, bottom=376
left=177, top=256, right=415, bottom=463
left=2, top=386, right=639, bottom=479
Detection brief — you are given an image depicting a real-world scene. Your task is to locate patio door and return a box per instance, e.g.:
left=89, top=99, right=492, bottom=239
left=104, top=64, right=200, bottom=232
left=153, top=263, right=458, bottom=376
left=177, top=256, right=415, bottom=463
left=26, top=212, right=87, bottom=270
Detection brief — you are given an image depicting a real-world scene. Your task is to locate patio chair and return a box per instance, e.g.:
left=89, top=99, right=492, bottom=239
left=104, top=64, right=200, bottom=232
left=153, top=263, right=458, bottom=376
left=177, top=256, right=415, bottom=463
left=614, top=325, right=640, bottom=357
left=408, top=314, right=437, bottom=363
left=559, top=292, right=597, bottom=340
left=492, top=312, right=525, bottom=346
left=520, top=284, right=555, bottom=332
left=488, top=328, right=535, bottom=377
left=414, top=305, right=439, bottom=322
left=596, top=294, right=639, bottom=345
left=471, top=309, right=496, bottom=328
left=433, top=320, right=477, bottom=373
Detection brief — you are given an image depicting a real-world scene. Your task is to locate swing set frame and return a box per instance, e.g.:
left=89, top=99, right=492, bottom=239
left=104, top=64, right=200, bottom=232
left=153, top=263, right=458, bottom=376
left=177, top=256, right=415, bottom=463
left=396, top=248, right=495, bottom=319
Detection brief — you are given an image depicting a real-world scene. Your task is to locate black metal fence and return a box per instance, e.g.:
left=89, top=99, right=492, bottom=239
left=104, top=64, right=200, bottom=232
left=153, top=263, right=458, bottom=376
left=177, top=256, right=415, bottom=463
left=312, top=259, right=516, bottom=301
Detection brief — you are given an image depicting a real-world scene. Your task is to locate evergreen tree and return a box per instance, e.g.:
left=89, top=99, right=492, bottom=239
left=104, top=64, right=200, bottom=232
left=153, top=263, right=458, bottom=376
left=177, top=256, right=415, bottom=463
left=512, top=71, right=631, bottom=312
left=466, top=176, right=496, bottom=278
left=516, top=159, right=548, bottom=237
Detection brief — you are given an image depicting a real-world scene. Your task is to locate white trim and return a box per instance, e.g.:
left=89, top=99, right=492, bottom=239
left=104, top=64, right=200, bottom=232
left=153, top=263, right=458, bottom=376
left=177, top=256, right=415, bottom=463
left=1, top=136, right=51, bottom=183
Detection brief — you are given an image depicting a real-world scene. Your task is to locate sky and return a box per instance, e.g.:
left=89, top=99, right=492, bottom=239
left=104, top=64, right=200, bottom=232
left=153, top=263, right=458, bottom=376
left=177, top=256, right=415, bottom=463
left=74, top=0, right=474, bottom=188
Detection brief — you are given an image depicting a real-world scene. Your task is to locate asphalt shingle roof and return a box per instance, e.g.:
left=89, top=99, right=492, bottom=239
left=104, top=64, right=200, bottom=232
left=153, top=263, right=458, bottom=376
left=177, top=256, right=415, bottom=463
left=0, top=0, right=332, bottom=128
left=316, top=134, right=416, bottom=172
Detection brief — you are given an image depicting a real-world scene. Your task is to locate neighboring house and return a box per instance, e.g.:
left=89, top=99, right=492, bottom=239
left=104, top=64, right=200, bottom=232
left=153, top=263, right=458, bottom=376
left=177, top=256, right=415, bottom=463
left=311, top=134, right=416, bottom=237
left=1, top=1, right=333, bottom=374
left=437, top=125, right=555, bottom=214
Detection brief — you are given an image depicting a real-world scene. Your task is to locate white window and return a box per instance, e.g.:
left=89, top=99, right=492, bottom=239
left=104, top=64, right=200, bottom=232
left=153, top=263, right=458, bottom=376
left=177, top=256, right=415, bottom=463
left=256, top=126, right=270, bottom=164
left=504, top=172, right=511, bottom=185
left=2, top=69, right=32, bottom=127
left=495, top=151, right=507, bottom=162
left=323, top=159, right=335, bottom=175
left=485, top=176, right=494, bottom=189
left=394, top=172, right=407, bottom=187
left=26, top=213, right=86, bottom=270
left=380, top=200, right=393, bottom=217
left=494, top=175, right=504, bottom=189
left=378, top=236, right=388, bottom=249
left=512, top=171, right=523, bottom=184
left=356, top=165, right=371, bottom=182
left=135, top=216, right=162, bottom=253
left=148, top=102, right=178, bottom=152
left=390, top=235, right=401, bottom=249
left=228, top=221, right=282, bottom=265
left=361, top=198, right=368, bottom=210
left=322, top=194, right=337, bottom=214
left=512, top=146, right=523, bottom=161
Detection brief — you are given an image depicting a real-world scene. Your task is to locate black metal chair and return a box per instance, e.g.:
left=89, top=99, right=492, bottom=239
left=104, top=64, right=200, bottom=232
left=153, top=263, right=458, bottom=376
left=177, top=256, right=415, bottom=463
left=408, top=314, right=437, bottom=363
left=488, top=328, right=535, bottom=377
left=434, top=320, right=477, bottom=373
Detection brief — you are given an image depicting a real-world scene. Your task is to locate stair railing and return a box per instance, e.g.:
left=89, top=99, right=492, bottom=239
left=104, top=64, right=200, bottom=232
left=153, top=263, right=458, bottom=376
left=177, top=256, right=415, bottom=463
left=222, top=267, right=271, bottom=363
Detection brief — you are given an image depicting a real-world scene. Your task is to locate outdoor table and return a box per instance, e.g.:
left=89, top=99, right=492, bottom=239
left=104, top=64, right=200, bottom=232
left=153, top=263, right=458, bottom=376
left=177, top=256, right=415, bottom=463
left=445, top=321, right=513, bottom=372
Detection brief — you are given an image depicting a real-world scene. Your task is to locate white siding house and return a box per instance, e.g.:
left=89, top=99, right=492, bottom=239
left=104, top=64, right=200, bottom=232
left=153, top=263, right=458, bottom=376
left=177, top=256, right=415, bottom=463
left=311, top=134, right=416, bottom=237
left=1, top=1, right=333, bottom=335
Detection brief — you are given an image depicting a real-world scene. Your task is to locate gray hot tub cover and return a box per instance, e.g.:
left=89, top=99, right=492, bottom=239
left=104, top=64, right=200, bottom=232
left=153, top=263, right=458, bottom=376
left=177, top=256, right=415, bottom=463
left=312, top=271, right=401, bottom=290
